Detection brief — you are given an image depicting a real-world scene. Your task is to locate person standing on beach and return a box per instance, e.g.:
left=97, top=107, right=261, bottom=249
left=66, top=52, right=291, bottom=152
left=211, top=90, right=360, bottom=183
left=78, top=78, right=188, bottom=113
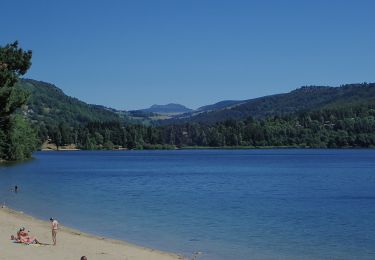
left=50, top=217, right=59, bottom=245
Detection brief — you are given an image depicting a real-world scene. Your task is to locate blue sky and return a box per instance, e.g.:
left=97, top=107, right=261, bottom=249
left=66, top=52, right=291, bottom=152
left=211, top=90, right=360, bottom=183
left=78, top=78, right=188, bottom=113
left=1, top=0, right=374, bottom=110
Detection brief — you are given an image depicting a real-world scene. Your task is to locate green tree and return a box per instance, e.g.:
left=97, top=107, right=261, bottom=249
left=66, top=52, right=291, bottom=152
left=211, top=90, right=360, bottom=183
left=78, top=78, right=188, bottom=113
left=0, top=42, right=32, bottom=124
left=0, top=41, right=37, bottom=161
left=7, top=115, right=38, bottom=160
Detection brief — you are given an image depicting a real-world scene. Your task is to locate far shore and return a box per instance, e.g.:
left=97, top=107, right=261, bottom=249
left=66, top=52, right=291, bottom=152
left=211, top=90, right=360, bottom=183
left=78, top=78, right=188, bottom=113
left=39, top=146, right=368, bottom=152
left=0, top=206, right=186, bottom=260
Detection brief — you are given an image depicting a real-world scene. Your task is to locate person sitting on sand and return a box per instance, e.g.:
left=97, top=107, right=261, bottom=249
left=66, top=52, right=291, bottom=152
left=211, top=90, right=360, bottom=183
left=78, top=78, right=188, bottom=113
left=12, top=227, right=40, bottom=244
left=80, top=256, right=88, bottom=260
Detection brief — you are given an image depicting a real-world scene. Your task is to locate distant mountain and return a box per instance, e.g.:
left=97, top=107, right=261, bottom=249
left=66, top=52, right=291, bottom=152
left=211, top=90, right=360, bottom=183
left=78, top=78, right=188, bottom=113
left=143, top=103, right=192, bottom=114
left=163, top=83, right=375, bottom=124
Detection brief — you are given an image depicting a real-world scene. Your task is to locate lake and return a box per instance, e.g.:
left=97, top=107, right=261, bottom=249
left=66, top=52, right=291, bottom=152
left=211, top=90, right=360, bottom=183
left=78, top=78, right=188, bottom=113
left=1, top=150, right=375, bottom=259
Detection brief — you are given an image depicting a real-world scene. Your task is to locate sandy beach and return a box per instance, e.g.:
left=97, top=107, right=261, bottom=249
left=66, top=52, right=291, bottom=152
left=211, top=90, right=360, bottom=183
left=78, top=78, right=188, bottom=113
left=0, top=207, right=186, bottom=260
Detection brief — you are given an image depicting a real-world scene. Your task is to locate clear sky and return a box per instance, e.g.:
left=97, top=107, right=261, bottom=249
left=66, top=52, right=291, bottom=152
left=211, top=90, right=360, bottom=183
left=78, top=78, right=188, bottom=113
left=1, top=0, right=374, bottom=110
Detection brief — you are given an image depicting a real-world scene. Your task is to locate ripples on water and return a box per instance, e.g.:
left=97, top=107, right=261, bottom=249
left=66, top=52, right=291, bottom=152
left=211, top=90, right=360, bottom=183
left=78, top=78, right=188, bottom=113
left=1, top=149, right=375, bottom=260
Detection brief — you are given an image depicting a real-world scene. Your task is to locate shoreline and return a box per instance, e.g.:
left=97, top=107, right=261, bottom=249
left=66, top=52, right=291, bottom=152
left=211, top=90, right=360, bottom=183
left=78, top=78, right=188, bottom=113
left=0, top=206, right=186, bottom=260
left=39, top=146, right=375, bottom=152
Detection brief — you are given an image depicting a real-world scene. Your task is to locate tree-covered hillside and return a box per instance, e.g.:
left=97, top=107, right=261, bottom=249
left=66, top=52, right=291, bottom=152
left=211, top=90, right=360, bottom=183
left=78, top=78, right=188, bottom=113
left=48, top=101, right=375, bottom=149
left=196, top=100, right=245, bottom=112
left=4, top=41, right=375, bottom=156
left=16, top=79, right=126, bottom=141
left=12, top=77, right=375, bottom=150
left=19, top=79, right=121, bottom=124
left=165, top=83, right=375, bottom=124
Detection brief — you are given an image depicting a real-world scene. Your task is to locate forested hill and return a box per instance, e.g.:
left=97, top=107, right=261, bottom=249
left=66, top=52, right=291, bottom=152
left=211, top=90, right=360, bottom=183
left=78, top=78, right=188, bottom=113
left=16, top=79, right=124, bottom=138
left=197, top=100, right=245, bottom=112
left=14, top=79, right=375, bottom=149
left=165, top=83, right=375, bottom=124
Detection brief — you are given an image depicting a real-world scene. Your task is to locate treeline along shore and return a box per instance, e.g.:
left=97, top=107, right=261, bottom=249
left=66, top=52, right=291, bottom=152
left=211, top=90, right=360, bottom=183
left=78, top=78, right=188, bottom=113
left=44, top=101, right=375, bottom=150
left=2, top=41, right=375, bottom=162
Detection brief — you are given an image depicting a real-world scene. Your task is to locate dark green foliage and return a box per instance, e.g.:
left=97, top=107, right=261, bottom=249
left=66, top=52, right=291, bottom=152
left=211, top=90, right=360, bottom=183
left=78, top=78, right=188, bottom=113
left=0, top=128, right=6, bottom=159
left=12, top=71, right=375, bottom=150
left=44, top=101, right=375, bottom=149
left=128, top=110, right=158, bottom=118
left=18, top=79, right=122, bottom=127
left=197, top=100, right=244, bottom=113
left=0, top=42, right=32, bottom=125
left=15, top=79, right=132, bottom=143
left=0, top=42, right=38, bottom=161
left=7, top=115, right=39, bottom=160
left=0, top=41, right=32, bottom=90
left=166, top=83, right=375, bottom=124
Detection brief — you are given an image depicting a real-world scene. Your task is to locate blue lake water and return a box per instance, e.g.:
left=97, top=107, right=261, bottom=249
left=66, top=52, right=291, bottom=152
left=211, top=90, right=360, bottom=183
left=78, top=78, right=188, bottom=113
left=1, top=150, right=375, bottom=259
